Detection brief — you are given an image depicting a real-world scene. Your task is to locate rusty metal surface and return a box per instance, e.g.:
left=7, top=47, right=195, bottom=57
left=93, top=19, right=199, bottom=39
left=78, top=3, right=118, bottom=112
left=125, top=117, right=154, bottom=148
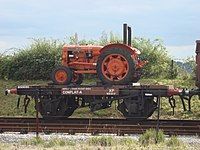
left=11, top=83, right=177, bottom=96
left=61, top=87, right=119, bottom=95
left=0, top=117, right=199, bottom=136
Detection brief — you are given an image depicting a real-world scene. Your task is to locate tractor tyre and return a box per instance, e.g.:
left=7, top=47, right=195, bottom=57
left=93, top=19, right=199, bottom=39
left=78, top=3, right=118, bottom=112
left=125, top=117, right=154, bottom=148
left=51, top=66, right=73, bottom=85
left=72, top=73, right=83, bottom=85
left=97, top=48, right=135, bottom=85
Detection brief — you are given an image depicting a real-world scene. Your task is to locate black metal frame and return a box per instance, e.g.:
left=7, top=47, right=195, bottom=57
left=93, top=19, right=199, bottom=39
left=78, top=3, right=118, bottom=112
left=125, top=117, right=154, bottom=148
left=8, top=83, right=199, bottom=119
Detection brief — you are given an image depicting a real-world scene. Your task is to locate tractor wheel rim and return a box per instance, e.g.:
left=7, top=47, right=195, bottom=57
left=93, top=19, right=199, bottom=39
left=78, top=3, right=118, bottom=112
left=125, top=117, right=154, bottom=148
left=101, top=54, right=129, bottom=81
left=55, top=70, right=67, bottom=83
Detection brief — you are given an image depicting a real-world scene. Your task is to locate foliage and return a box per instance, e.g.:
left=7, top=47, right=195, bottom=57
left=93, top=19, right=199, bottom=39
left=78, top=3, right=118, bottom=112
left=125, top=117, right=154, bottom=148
left=69, top=33, right=98, bottom=45
left=168, top=60, right=179, bottom=79
left=0, top=38, right=62, bottom=80
left=99, top=31, right=109, bottom=46
left=109, top=31, right=121, bottom=43
left=182, top=57, right=196, bottom=79
left=21, top=137, right=75, bottom=148
left=88, top=136, right=114, bottom=146
left=21, top=137, right=44, bottom=146
left=118, top=137, right=137, bottom=146
left=166, top=136, right=181, bottom=147
left=132, top=38, right=172, bottom=78
left=139, top=129, right=165, bottom=145
left=0, top=55, right=12, bottom=80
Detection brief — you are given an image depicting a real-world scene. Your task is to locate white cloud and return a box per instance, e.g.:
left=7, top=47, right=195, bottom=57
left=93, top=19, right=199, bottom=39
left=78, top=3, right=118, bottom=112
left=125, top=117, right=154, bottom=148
left=0, top=37, right=30, bottom=55
left=166, top=45, right=195, bottom=60
left=0, top=40, right=14, bottom=55
left=0, top=41, right=9, bottom=49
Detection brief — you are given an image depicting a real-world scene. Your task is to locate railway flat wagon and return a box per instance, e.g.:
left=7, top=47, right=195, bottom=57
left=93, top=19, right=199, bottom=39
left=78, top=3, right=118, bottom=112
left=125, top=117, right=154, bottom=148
left=5, top=27, right=200, bottom=119
left=6, top=83, right=196, bottom=119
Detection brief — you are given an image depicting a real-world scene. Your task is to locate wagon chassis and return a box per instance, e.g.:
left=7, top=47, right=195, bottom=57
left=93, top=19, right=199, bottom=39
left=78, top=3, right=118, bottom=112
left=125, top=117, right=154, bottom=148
left=6, top=83, right=198, bottom=119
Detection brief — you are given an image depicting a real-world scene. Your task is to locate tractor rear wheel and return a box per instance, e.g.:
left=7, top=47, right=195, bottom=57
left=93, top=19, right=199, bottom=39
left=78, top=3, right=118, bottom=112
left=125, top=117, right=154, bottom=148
left=51, top=66, right=73, bottom=85
left=97, top=48, right=135, bottom=85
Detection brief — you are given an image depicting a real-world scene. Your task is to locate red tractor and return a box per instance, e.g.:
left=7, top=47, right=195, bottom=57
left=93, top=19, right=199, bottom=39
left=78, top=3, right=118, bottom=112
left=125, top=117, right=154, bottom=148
left=51, top=24, right=147, bottom=85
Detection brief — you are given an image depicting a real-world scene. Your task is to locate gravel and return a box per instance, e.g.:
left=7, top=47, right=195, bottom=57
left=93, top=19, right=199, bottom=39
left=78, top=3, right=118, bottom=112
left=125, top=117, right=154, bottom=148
left=0, top=132, right=199, bottom=145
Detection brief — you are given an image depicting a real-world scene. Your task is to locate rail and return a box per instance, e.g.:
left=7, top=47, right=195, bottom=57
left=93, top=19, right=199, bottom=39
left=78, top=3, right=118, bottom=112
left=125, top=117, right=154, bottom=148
left=0, top=117, right=199, bottom=136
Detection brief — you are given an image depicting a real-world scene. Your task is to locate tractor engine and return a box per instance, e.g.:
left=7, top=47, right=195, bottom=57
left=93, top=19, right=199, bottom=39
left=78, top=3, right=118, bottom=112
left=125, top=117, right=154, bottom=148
left=51, top=24, right=147, bottom=85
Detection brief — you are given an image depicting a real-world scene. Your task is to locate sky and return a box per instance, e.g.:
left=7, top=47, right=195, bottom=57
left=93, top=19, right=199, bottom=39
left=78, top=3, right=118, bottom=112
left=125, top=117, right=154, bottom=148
left=0, top=0, right=200, bottom=59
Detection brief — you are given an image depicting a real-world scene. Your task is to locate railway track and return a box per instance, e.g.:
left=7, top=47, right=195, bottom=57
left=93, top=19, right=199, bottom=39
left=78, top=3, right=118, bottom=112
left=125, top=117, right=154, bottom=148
left=0, top=117, right=199, bottom=136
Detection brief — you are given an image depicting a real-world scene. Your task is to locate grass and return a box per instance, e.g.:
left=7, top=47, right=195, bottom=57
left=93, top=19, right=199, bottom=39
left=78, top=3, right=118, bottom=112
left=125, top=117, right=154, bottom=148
left=166, top=135, right=182, bottom=147
left=0, top=78, right=199, bottom=119
left=139, top=129, right=165, bottom=145
left=88, top=136, right=114, bottom=146
left=21, top=137, right=76, bottom=148
left=0, top=80, right=45, bottom=117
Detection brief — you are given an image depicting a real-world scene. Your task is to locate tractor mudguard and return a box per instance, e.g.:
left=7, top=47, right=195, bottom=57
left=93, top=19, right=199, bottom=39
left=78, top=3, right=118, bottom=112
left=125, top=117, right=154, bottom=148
left=100, top=43, right=140, bottom=55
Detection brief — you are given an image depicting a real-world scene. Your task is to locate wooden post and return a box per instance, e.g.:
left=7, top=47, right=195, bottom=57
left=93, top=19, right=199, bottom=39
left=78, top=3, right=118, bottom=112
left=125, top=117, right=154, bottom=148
left=156, top=95, right=161, bottom=143
left=35, top=97, right=39, bottom=137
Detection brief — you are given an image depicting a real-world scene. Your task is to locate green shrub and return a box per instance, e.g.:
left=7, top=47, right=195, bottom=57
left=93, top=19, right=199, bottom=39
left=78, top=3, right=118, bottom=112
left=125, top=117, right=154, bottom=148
left=119, top=137, right=137, bottom=146
left=21, top=137, right=75, bottom=148
left=166, top=136, right=181, bottom=147
left=88, top=136, right=114, bottom=146
left=1, top=38, right=62, bottom=80
left=43, top=140, right=56, bottom=148
left=132, top=38, right=172, bottom=78
left=21, top=137, right=44, bottom=146
left=0, top=55, right=12, bottom=80
left=139, top=129, right=165, bottom=145
left=43, top=138, right=73, bottom=148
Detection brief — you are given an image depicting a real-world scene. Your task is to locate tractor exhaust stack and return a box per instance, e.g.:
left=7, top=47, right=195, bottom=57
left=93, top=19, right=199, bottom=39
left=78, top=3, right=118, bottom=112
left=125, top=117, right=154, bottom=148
left=128, top=26, right=132, bottom=46
left=123, top=23, right=132, bottom=46
left=123, top=23, right=127, bottom=45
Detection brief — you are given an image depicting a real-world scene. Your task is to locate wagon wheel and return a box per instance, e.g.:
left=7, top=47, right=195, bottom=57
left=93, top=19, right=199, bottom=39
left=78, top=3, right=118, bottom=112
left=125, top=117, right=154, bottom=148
left=38, top=96, right=78, bottom=118
left=117, top=96, right=157, bottom=119
left=97, top=48, right=135, bottom=85
left=72, top=73, right=83, bottom=85
left=51, top=66, right=73, bottom=85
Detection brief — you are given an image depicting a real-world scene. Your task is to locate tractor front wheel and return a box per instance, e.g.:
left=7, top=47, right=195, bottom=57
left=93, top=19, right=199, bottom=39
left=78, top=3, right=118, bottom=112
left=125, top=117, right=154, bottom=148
left=51, top=66, right=73, bottom=85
